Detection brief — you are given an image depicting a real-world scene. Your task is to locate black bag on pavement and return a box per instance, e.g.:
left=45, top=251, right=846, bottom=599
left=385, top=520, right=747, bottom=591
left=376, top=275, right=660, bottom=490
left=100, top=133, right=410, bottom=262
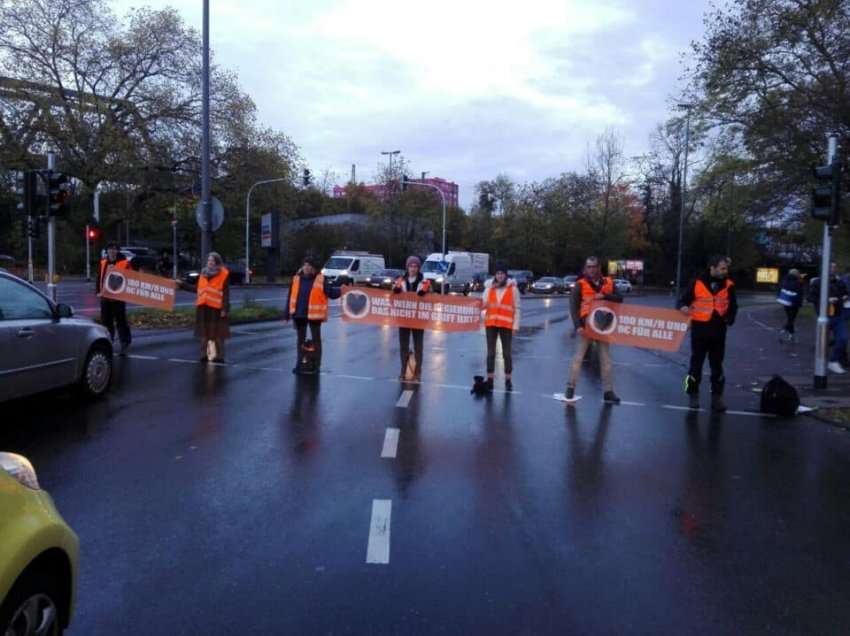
left=471, top=375, right=489, bottom=396
left=297, top=340, right=319, bottom=375
left=760, top=375, right=800, bottom=417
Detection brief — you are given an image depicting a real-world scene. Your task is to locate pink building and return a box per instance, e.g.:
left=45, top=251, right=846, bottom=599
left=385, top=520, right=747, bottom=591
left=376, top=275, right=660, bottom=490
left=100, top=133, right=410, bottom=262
left=333, top=177, right=459, bottom=208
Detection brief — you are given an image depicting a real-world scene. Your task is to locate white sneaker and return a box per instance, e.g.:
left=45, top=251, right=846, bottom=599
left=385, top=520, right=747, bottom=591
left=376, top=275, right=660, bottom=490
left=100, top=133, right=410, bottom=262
left=828, top=362, right=847, bottom=374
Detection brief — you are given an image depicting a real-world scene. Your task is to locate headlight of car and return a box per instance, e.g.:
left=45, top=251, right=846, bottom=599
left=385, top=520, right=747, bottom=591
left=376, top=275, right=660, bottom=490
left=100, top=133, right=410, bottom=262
left=436, top=277, right=444, bottom=283
left=0, top=452, right=40, bottom=490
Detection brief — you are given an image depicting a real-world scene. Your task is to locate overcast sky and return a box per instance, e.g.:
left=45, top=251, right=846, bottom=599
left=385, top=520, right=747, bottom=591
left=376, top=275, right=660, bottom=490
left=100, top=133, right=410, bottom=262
left=113, top=0, right=712, bottom=208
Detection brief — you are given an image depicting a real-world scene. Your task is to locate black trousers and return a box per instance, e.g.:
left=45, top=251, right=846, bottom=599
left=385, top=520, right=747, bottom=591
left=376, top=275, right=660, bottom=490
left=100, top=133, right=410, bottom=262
left=398, top=328, right=424, bottom=374
left=100, top=299, right=131, bottom=345
left=783, top=305, right=800, bottom=334
left=294, top=319, right=322, bottom=366
left=486, top=327, right=513, bottom=374
left=688, top=325, right=726, bottom=394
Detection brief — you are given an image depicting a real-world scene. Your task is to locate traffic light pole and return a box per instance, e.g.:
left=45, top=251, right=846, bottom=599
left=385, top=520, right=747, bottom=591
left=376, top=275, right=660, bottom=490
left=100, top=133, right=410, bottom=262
left=27, top=216, right=33, bottom=282
left=85, top=224, right=91, bottom=281
left=200, top=0, right=213, bottom=259
left=814, top=133, right=838, bottom=389
left=46, top=152, right=57, bottom=302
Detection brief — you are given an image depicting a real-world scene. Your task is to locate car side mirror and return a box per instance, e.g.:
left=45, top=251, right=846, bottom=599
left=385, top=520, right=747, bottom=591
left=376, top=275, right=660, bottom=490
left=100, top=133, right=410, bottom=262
left=56, top=303, right=74, bottom=319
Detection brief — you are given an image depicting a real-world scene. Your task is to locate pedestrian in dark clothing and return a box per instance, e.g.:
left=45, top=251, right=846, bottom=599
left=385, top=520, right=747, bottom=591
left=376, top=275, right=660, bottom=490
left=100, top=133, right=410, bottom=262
left=178, top=252, right=231, bottom=362
left=678, top=255, right=738, bottom=412
left=393, top=255, right=431, bottom=382
left=96, top=242, right=134, bottom=354
left=777, top=268, right=803, bottom=342
left=156, top=250, right=173, bottom=278
left=808, top=263, right=850, bottom=374
left=283, top=255, right=342, bottom=371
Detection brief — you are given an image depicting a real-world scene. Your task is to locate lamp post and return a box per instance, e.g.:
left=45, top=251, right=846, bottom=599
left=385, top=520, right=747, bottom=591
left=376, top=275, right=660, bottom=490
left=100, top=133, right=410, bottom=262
left=381, top=150, right=400, bottom=180
left=403, top=178, right=447, bottom=256
left=675, top=103, right=693, bottom=301
left=245, top=178, right=288, bottom=285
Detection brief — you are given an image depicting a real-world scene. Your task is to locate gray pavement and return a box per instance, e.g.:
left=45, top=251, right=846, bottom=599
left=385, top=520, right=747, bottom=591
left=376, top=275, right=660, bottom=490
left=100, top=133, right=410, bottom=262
left=3, top=295, right=850, bottom=635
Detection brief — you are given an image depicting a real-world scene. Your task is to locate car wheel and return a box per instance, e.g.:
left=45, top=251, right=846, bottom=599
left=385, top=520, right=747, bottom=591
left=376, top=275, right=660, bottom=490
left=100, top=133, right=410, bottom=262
left=79, top=344, right=112, bottom=398
left=0, top=568, right=64, bottom=636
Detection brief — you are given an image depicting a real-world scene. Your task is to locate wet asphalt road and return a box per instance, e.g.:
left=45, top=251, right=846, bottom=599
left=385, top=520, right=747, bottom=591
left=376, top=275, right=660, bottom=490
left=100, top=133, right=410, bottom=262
left=3, top=296, right=850, bottom=635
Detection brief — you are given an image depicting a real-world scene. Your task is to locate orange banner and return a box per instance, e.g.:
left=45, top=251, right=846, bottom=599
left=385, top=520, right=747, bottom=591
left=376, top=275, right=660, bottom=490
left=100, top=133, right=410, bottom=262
left=100, top=267, right=177, bottom=310
left=582, top=301, right=690, bottom=352
left=341, top=287, right=482, bottom=331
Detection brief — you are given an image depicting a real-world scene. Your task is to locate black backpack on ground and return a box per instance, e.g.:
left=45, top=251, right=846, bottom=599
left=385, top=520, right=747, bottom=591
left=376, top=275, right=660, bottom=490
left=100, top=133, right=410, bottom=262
left=760, top=375, right=800, bottom=417
left=296, top=340, right=319, bottom=375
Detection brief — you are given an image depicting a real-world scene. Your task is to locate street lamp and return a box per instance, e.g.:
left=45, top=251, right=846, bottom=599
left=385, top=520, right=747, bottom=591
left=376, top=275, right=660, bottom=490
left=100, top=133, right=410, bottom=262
left=381, top=150, right=400, bottom=177
left=403, top=177, right=448, bottom=257
left=245, top=178, right=288, bottom=285
left=675, top=103, right=693, bottom=302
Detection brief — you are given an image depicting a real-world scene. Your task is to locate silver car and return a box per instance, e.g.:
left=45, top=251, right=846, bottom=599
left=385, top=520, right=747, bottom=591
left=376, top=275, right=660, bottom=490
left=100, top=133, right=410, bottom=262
left=0, top=271, right=113, bottom=402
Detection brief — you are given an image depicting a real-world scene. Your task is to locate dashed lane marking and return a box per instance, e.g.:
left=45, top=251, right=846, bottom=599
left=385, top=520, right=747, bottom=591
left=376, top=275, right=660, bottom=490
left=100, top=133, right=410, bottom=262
left=366, top=499, right=392, bottom=565
left=396, top=390, right=414, bottom=408
left=662, top=404, right=704, bottom=412
left=167, top=358, right=200, bottom=364
left=381, top=428, right=400, bottom=459
left=126, top=354, right=159, bottom=360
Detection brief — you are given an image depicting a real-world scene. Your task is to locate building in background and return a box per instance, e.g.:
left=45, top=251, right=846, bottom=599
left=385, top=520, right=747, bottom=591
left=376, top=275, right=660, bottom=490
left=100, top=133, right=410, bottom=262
left=333, top=176, right=459, bottom=208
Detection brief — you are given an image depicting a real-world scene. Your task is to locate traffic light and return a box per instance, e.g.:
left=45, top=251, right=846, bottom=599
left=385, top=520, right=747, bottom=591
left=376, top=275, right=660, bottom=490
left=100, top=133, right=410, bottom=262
left=401, top=174, right=409, bottom=192
left=302, top=168, right=311, bottom=187
left=14, top=170, right=37, bottom=216
left=812, top=159, right=842, bottom=226
left=47, top=171, right=72, bottom=216
left=21, top=216, right=40, bottom=239
left=87, top=224, right=101, bottom=241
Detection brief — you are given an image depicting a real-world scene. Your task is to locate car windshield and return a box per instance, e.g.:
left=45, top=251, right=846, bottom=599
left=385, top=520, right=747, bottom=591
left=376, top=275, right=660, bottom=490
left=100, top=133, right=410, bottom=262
left=539, top=277, right=557, bottom=283
left=379, top=270, right=400, bottom=277
left=564, top=276, right=577, bottom=281
left=324, top=257, right=354, bottom=270
left=422, top=260, right=448, bottom=273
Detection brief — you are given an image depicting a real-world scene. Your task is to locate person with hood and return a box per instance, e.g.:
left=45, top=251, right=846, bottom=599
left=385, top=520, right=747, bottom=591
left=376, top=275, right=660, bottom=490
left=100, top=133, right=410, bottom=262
left=776, top=268, right=803, bottom=343
left=566, top=255, right=623, bottom=404
left=283, top=254, right=342, bottom=371
left=179, top=252, right=230, bottom=363
left=678, top=255, right=738, bottom=411
left=808, top=262, right=849, bottom=373
left=481, top=262, right=521, bottom=391
left=393, top=255, right=431, bottom=382
left=96, top=241, right=134, bottom=354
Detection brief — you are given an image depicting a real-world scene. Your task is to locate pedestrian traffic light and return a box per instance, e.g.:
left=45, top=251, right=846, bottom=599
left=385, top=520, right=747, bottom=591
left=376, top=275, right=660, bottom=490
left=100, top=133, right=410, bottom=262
left=401, top=174, right=409, bottom=192
left=14, top=170, right=37, bottom=216
left=47, top=171, right=72, bottom=216
left=811, top=160, right=842, bottom=226
left=302, top=168, right=311, bottom=187
left=21, top=216, right=40, bottom=239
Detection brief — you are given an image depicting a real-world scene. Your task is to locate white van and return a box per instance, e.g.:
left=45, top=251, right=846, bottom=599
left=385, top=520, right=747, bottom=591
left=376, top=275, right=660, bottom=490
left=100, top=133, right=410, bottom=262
left=422, top=252, right=479, bottom=294
left=321, top=251, right=386, bottom=285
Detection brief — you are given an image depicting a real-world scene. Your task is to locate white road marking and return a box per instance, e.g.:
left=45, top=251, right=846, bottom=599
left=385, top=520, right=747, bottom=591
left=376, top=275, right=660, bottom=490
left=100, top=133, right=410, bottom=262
left=396, top=390, right=414, bottom=408
left=381, top=428, right=400, bottom=458
left=126, top=354, right=159, bottom=360
left=334, top=374, right=375, bottom=381
left=434, top=383, right=469, bottom=391
left=168, top=358, right=199, bottom=364
left=727, top=410, right=775, bottom=418
left=662, top=404, right=704, bottom=412
left=619, top=400, right=647, bottom=407
left=366, top=499, right=392, bottom=564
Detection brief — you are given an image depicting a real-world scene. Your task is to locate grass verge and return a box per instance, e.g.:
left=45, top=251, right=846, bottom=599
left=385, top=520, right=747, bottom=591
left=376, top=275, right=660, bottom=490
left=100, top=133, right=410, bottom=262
left=127, top=305, right=282, bottom=329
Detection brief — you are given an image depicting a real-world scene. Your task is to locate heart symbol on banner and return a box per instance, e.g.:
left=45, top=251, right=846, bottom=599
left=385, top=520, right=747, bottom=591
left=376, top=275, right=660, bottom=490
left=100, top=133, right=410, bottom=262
left=344, top=291, right=369, bottom=318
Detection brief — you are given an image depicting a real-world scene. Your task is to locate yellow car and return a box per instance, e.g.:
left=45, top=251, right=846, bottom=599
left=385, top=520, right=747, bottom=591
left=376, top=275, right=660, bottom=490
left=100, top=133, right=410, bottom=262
left=0, top=453, right=79, bottom=636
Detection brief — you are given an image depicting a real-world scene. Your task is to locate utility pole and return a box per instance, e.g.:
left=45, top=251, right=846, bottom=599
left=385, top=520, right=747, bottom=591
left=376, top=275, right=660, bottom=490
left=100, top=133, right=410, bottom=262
left=46, top=152, right=57, bottom=301
left=172, top=205, right=178, bottom=280
left=675, top=103, right=692, bottom=301
left=814, top=133, right=840, bottom=389
left=200, top=0, right=212, bottom=258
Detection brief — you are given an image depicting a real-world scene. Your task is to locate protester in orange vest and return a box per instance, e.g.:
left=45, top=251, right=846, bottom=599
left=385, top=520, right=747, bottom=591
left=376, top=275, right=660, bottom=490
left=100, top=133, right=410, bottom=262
left=283, top=254, right=342, bottom=372
left=566, top=256, right=623, bottom=404
left=95, top=242, right=134, bottom=354
left=481, top=261, right=521, bottom=391
left=179, top=252, right=231, bottom=363
left=678, top=254, right=738, bottom=412
left=392, top=255, right=431, bottom=382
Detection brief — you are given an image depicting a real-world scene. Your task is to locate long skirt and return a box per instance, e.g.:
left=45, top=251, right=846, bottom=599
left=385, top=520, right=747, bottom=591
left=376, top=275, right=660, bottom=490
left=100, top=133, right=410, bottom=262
left=195, top=305, right=231, bottom=340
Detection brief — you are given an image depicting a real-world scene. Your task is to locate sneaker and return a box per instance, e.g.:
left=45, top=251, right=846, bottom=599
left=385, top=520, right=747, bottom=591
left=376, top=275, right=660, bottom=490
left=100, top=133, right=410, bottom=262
left=688, top=394, right=700, bottom=410
left=711, top=394, right=727, bottom=413
left=603, top=391, right=621, bottom=405
left=565, top=387, right=575, bottom=400
left=828, top=362, right=847, bottom=375
left=505, top=379, right=513, bottom=391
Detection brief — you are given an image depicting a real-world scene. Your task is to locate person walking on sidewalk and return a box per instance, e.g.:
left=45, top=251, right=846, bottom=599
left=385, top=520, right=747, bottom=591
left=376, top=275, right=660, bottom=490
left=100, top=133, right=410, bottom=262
left=679, top=255, right=737, bottom=412
left=179, top=252, right=231, bottom=363
left=96, top=242, right=134, bottom=354
left=283, top=255, right=342, bottom=372
left=481, top=262, right=521, bottom=391
left=776, top=268, right=803, bottom=343
left=566, top=256, right=623, bottom=404
left=809, top=262, right=849, bottom=374
left=393, top=255, right=431, bottom=382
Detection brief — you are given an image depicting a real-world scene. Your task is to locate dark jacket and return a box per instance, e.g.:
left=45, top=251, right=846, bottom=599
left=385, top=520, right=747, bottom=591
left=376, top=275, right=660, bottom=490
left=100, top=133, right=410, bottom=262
left=394, top=272, right=430, bottom=294
left=570, top=275, right=623, bottom=330
left=283, top=273, right=341, bottom=321
left=95, top=253, right=133, bottom=295
left=678, top=271, right=738, bottom=334
left=808, top=275, right=849, bottom=317
left=778, top=274, right=803, bottom=308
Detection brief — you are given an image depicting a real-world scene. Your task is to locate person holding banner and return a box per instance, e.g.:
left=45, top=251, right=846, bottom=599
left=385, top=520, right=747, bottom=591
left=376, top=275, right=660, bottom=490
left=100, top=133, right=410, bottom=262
left=96, top=242, right=134, bottom=354
left=179, top=252, right=231, bottom=363
left=679, top=255, right=737, bottom=412
left=393, top=256, right=431, bottom=382
left=481, top=262, right=520, bottom=391
left=283, top=255, right=342, bottom=372
left=566, top=256, right=623, bottom=404
left=776, top=269, right=803, bottom=343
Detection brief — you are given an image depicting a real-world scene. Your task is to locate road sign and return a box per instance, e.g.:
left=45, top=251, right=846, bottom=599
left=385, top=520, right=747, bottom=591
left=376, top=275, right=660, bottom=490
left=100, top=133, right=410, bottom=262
left=261, top=213, right=273, bottom=248
left=195, top=197, right=224, bottom=232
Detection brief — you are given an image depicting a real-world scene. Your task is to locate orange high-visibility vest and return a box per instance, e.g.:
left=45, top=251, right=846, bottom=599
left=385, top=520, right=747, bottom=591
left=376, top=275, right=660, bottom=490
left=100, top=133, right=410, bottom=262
left=196, top=267, right=229, bottom=309
left=290, top=273, right=329, bottom=321
left=99, top=258, right=129, bottom=290
left=690, top=278, right=733, bottom=322
left=484, top=285, right=516, bottom=329
left=394, top=276, right=431, bottom=293
left=577, top=276, right=614, bottom=318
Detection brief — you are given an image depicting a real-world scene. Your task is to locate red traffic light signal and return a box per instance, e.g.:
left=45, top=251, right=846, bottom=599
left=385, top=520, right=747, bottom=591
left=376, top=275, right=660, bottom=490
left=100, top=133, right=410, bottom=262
left=87, top=226, right=101, bottom=241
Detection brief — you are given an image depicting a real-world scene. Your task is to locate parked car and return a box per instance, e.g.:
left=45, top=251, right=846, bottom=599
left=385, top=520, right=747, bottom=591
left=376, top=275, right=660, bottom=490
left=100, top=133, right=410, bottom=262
left=366, top=269, right=404, bottom=289
left=0, top=452, right=79, bottom=636
left=181, top=263, right=251, bottom=286
left=0, top=255, right=15, bottom=272
left=507, top=270, right=534, bottom=294
left=471, top=272, right=489, bottom=292
left=531, top=276, right=565, bottom=294
left=99, top=246, right=157, bottom=273
left=0, top=271, right=113, bottom=402
left=614, top=278, right=633, bottom=294
left=563, top=275, right=578, bottom=294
